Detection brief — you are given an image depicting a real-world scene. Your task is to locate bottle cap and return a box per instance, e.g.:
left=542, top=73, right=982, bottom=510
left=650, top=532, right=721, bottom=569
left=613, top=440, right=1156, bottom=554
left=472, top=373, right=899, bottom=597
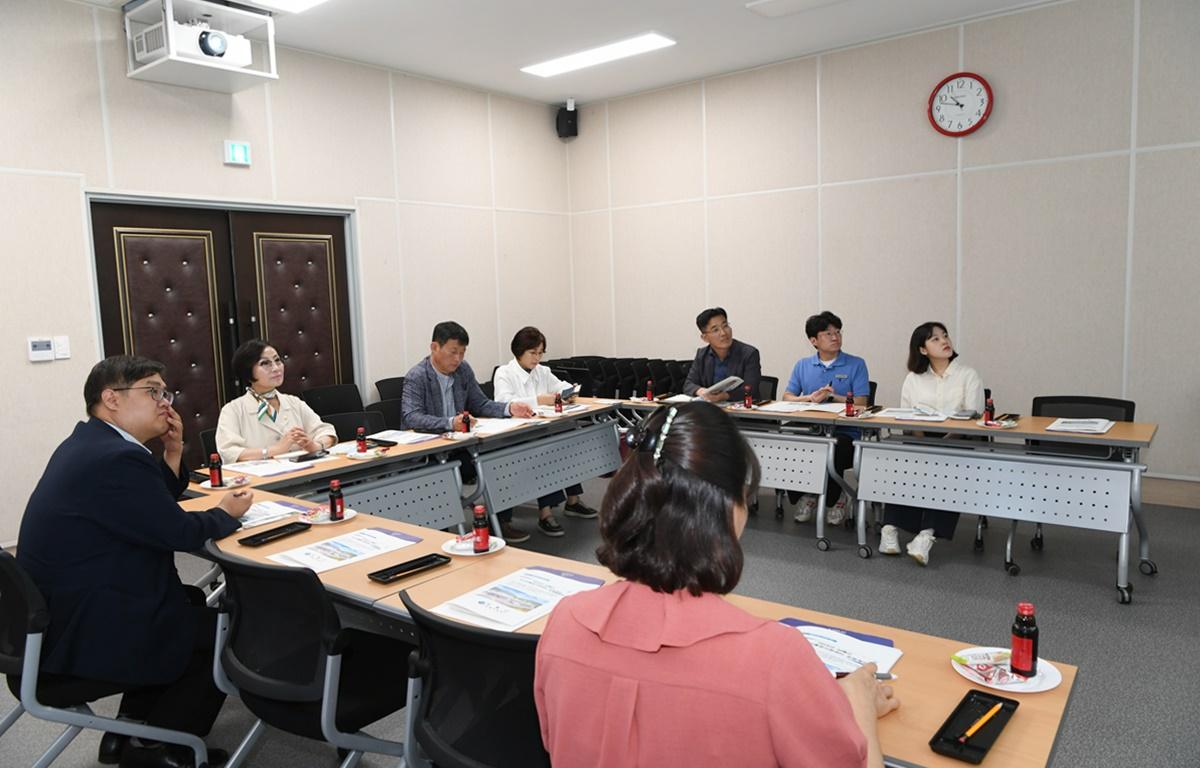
left=357, top=426, right=365, bottom=434
left=1017, top=601, right=1035, bottom=615
left=210, top=453, right=220, bottom=461
left=330, top=479, right=341, bottom=490
left=474, top=504, right=486, bottom=515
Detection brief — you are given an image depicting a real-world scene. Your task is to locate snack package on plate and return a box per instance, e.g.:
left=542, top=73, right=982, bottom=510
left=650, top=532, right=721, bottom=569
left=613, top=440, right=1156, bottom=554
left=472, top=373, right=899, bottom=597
left=952, top=649, right=1025, bottom=684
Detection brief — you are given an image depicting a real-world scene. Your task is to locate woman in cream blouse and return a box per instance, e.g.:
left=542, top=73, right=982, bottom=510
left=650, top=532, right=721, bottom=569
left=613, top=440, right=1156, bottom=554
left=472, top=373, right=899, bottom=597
left=493, top=326, right=598, bottom=538
left=881, top=322, right=985, bottom=565
left=215, top=339, right=337, bottom=465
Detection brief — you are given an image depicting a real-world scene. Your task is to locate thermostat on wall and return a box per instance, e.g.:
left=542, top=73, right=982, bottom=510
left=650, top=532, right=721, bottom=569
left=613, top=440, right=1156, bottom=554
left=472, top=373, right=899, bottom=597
left=28, top=337, right=54, bottom=362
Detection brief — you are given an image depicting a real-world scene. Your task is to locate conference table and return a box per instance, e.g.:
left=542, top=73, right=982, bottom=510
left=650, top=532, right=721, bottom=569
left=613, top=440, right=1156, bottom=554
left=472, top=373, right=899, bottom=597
left=196, top=491, right=1076, bottom=768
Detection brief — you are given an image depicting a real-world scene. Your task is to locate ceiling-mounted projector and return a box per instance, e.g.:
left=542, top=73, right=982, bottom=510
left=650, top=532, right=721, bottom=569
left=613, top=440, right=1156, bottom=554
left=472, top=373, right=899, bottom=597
left=134, top=19, right=253, bottom=68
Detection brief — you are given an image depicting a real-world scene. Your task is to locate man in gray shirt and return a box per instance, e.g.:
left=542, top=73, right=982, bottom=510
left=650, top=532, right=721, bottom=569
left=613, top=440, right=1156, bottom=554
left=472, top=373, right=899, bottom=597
left=684, top=307, right=762, bottom=402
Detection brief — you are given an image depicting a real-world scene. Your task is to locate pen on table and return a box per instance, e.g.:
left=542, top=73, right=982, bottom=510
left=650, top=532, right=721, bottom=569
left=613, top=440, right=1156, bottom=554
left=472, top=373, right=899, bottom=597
left=834, top=671, right=896, bottom=680
left=958, top=702, right=1003, bottom=743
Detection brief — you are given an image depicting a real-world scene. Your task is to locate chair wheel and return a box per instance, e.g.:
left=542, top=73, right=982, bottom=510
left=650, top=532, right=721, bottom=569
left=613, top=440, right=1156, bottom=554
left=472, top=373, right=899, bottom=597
left=1006, top=562, right=1020, bottom=576
left=858, top=544, right=872, bottom=559
left=775, top=507, right=784, bottom=520
left=1030, top=536, right=1044, bottom=551
left=1118, top=586, right=1132, bottom=604
left=973, top=538, right=984, bottom=552
left=817, top=537, right=831, bottom=552
left=1139, top=559, right=1158, bottom=576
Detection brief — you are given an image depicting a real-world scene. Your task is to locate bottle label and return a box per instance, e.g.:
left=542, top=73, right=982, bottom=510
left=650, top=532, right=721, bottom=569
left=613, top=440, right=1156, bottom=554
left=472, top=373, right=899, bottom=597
left=330, top=496, right=344, bottom=520
left=474, top=516, right=489, bottom=552
left=209, top=466, right=222, bottom=487
left=1011, top=635, right=1035, bottom=675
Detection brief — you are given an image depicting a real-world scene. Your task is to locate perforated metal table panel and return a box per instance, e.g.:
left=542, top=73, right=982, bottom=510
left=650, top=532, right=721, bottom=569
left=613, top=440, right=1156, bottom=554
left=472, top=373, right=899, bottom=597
left=336, top=461, right=466, bottom=530
left=853, top=441, right=1146, bottom=601
left=477, top=422, right=622, bottom=514
left=745, top=432, right=834, bottom=496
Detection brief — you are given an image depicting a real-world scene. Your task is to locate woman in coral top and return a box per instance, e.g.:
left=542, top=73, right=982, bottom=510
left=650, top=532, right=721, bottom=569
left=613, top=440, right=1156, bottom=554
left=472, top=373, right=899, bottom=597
left=534, top=402, right=899, bottom=768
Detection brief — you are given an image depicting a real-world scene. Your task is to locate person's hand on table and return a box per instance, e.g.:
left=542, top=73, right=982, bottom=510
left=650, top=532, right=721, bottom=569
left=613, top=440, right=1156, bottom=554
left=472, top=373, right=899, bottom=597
left=301, top=434, right=323, bottom=452
left=808, top=385, right=835, bottom=403
left=510, top=402, right=535, bottom=418
left=838, top=663, right=900, bottom=719
left=450, top=413, right=468, bottom=432
left=218, top=489, right=254, bottom=519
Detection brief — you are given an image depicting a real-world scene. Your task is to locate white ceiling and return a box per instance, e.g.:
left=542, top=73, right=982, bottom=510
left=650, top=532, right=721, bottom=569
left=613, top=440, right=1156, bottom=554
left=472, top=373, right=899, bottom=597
left=262, top=0, right=1048, bottom=105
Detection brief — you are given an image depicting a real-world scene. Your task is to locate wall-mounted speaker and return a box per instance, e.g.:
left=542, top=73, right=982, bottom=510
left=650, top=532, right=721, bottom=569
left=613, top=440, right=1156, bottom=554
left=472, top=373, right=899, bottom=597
left=556, top=107, right=578, bottom=138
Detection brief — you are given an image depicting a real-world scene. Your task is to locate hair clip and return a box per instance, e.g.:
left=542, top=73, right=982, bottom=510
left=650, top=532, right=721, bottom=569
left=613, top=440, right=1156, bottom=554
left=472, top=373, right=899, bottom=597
left=652, top=407, right=678, bottom=465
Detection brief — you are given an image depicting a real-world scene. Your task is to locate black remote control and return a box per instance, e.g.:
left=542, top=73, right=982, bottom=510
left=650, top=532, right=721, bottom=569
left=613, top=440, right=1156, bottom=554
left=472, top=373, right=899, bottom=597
left=367, top=553, right=452, bottom=583
left=238, top=521, right=311, bottom=547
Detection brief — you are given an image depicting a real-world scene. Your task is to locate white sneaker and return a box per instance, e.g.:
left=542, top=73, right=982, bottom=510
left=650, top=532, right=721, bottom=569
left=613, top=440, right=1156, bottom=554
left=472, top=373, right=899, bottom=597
left=793, top=494, right=818, bottom=524
left=826, top=497, right=848, bottom=526
left=879, top=524, right=901, bottom=555
left=906, top=529, right=936, bottom=566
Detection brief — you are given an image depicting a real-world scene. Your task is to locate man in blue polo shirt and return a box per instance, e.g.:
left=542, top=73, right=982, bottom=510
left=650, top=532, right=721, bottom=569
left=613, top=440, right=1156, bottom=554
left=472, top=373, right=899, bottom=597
left=783, top=310, right=869, bottom=526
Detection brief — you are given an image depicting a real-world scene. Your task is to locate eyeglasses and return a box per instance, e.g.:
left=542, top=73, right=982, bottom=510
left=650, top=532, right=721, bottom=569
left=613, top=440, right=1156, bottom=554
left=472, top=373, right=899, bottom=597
left=256, top=357, right=285, bottom=369
left=704, top=323, right=732, bottom=336
left=111, top=386, right=175, bottom=405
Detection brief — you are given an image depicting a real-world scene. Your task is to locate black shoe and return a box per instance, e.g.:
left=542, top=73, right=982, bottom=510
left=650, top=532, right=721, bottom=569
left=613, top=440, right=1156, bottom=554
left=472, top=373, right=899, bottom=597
left=537, top=514, right=565, bottom=537
left=498, top=521, right=531, bottom=544
left=99, top=732, right=129, bottom=764
left=120, top=742, right=228, bottom=768
left=562, top=501, right=598, bottom=519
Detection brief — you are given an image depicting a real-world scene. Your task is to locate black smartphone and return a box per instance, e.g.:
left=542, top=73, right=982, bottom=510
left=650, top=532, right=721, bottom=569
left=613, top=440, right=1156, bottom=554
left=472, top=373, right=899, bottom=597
left=367, top=553, right=452, bottom=583
left=291, top=449, right=328, bottom=462
left=929, top=689, right=1019, bottom=764
left=238, top=521, right=311, bottom=547
left=190, top=470, right=209, bottom=484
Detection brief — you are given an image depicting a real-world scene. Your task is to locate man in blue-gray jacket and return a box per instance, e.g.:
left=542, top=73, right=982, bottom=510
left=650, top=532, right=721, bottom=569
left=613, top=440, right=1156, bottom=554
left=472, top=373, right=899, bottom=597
left=402, top=321, right=535, bottom=540
left=19, top=356, right=253, bottom=768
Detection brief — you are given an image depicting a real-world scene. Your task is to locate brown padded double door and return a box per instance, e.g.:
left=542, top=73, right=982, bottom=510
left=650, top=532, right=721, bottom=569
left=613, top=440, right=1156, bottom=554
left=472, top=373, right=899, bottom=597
left=91, top=203, right=352, bottom=468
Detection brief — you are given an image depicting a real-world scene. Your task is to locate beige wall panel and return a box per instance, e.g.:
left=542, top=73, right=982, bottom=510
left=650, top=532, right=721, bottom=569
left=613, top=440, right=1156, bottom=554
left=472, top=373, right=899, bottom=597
left=570, top=212, right=615, bottom=356
left=0, top=172, right=99, bottom=543
left=611, top=203, right=706, bottom=358
left=0, top=1, right=108, bottom=183
left=821, top=28, right=957, bottom=183
left=707, top=191, right=818, bottom=382
left=706, top=59, right=818, bottom=196
left=100, top=20, right=272, bottom=198
left=963, top=0, right=1133, bottom=166
left=354, top=199, right=406, bottom=401
left=1138, top=0, right=1200, bottom=148
left=1128, top=148, right=1200, bottom=477
left=397, top=204, right=500, bottom=376
left=961, top=156, right=1128, bottom=416
left=608, top=83, right=704, bottom=207
left=491, top=97, right=568, bottom=213
left=495, top=212, right=572, bottom=363
left=393, top=75, right=491, bottom=207
left=271, top=48, right=394, bottom=204
left=822, top=176, right=957, bottom=405
left=567, top=103, right=610, bottom=213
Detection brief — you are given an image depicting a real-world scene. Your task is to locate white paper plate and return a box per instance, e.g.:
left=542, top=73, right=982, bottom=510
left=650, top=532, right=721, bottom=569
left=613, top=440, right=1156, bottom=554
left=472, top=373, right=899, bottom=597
left=300, top=508, right=358, bottom=525
left=345, top=448, right=384, bottom=460
left=199, top=475, right=249, bottom=489
left=975, top=419, right=1019, bottom=429
left=441, top=537, right=507, bottom=557
left=951, top=646, right=1062, bottom=693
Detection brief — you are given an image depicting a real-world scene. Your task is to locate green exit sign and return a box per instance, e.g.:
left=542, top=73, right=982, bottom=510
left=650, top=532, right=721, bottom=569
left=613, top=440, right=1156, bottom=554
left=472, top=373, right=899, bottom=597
left=224, top=140, right=252, bottom=166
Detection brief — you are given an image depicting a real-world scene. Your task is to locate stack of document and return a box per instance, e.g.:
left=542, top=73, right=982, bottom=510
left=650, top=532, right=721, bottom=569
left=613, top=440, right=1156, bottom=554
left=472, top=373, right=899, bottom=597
left=757, top=401, right=846, bottom=414
left=875, top=407, right=947, bottom=422
left=268, top=527, right=421, bottom=573
left=472, top=418, right=538, bottom=435
left=1045, top=418, right=1115, bottom=434
left=240, top=500, right=309, bottom=529
left=535, top=403, right=589, bottom=417
left=433, top=566, right=604, bottom=631
left=225, top=459, right=313, bottom=476
left=781, top=618, right=903, bottom=676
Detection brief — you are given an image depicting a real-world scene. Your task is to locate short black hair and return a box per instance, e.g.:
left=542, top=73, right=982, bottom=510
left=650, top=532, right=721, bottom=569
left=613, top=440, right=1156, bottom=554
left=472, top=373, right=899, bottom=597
left=510, top=326, right=548, bottom=358
left=907, top=322, right=958, bottom=374
left=599, top=402, right=760, bottom=596
left=84, top=355, right=166, bottom=415
left=432, top=321, right=469, bottom=346
left=695, top=307, right=728, bottom=332
left=805, top=310, right=843, bottom=339
left=231, top=339, right=272, bottom=387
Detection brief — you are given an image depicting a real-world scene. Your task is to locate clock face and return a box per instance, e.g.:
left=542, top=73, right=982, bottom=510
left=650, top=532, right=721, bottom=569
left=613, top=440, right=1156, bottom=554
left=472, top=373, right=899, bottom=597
left=928, top=72, right=993, bottom=137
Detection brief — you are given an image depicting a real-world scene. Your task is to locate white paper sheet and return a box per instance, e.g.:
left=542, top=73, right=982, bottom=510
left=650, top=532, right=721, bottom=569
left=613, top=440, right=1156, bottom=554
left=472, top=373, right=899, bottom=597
left=267, top=527, right=421, bottom=573
left=756, top=401, right=845, bottom=414
left=224, top=459, right=313, bottom=476
left=239, top=500, right=309, bottom=529
left=432, top=566, right=605, bottom=631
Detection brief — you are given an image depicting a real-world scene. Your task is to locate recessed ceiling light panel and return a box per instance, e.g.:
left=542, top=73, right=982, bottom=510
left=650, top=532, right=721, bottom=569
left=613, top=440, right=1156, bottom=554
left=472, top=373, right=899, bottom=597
left=745, top=0, right=848, bottom=19
left=521, top=32, right=676, bottom=78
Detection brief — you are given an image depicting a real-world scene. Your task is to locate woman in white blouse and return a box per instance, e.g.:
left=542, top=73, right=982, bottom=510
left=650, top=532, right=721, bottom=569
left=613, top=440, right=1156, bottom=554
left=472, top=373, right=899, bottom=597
left=493, top=327, right=599, bottom=537
left=880, top=322, right=985, bottom=565
left=215, top=340, right=337, bottom=465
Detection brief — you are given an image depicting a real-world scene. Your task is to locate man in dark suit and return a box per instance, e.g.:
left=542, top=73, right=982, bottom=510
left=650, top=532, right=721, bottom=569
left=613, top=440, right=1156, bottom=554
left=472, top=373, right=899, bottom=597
left=684, top=307, right=763, bottom=402
left=18, top=356, right=253, bottom=768
left=401, top=321, right=535, bottom=541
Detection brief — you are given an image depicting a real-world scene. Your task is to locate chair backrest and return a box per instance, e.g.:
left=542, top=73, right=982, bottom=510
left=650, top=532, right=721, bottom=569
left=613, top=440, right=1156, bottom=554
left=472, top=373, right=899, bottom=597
left=205, top=541, right=337, bottom=703
left=758, top=375, right=779, bottom=401
left=302, top=384, right=364, bottom=417
left=0, top=552, right=48, bottom=679
left=375, top=377, right=406, bottom=401
left=868, top=380, right=878, bottom=407
left=199, top=428, right=218, bottom=460
left=481, top=380, right=495, bottom=400
left=400, top=591, right=549, bottom=768
left=647, top=360, right=672, bottom=394
left=1028, top=395, right=1135, bottom=459
left=324, top=410, right=386, bottom=442
left=630, top=359, right=651, bottom=391
left=365, top=399, right=404, bottom=430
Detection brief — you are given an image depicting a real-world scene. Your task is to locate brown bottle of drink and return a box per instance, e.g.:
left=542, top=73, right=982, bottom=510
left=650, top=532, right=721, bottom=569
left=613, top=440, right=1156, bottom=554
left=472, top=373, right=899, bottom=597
left=356, top=426, right=367, bottom=453
left=1010, top=602, right=1039, bottom=678
left=554, top=391, right=564, bottom=413
left=743, top=384, right=753, bottom=408
left=473, top=504, right=490, bottom=553
left=328, top=479, right=344, bottom=521
left=208, top=453, right=223, bottom=488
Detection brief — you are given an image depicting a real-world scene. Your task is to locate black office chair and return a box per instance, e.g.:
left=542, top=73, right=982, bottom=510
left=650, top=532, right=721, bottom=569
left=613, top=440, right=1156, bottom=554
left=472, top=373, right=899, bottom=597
left=205, top=542, right=411, bottom=767
left=867, top=381, right=878, bottom=407
left=199, top=428, right=218, bottom=461
left=630, top=359, right=651, bottom=395
left=323, top=411, right=386, bottom=442
left=365, top=399, right=404, bottom=430
left=597, top=358, right=622, bottom=398
left=302, top=384, right=364, bottom=418
left=375, top=377, right=406, bottom=401
left=647, top=360, right=673, bottom=396
left=612, top=359, right=637, bottom=398
left=758, top=375, right=779, bottom=401
left=0, top=552, right=213, bottom=767
left=399, top=591, right=549, bottom=768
